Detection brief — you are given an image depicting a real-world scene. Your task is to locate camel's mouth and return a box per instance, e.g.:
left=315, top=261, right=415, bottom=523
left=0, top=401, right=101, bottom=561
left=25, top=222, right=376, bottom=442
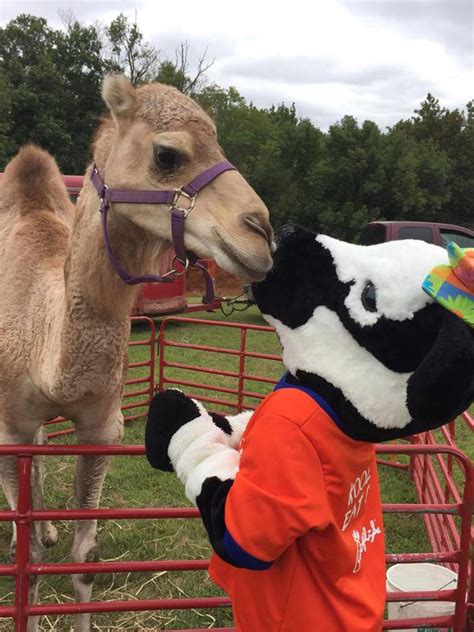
left=212, top=229, right=269, bottom=282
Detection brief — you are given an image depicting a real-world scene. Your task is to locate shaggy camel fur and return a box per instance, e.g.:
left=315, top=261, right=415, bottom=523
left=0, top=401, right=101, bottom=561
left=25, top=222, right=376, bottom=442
left=0, top=74, right=273, bottom=631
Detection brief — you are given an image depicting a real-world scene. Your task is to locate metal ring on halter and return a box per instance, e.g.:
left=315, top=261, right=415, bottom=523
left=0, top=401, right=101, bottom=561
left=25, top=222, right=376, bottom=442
left=98, top=184, right=109, bottom=211
left=163, top=254, right=190, bottom=278
left=169, top=187, right=196, bottom=216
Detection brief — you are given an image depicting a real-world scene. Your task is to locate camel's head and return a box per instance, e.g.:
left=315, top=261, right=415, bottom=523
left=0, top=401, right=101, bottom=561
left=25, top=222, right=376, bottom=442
left=97, top=74, right=273, bottom=281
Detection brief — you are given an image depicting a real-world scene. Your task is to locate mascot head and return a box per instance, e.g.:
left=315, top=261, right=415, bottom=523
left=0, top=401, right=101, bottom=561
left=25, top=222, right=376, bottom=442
left=253, top=225, right=474, bottom=442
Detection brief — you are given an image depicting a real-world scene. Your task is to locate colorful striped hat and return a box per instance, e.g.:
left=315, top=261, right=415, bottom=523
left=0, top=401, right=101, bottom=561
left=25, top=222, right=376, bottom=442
left=422, top=242, right=474, bottom=328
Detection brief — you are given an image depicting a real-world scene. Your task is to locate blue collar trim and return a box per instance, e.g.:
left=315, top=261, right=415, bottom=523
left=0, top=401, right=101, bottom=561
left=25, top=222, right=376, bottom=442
left=274, top=372, right=351, bottom=436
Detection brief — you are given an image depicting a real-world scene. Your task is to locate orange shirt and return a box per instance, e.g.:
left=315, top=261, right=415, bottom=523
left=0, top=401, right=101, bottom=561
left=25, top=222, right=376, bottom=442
left=209, top=387, right=386, bottom=632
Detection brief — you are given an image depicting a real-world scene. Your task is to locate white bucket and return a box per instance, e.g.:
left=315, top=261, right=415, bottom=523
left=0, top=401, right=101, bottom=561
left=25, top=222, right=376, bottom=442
left=386, top=563, right=457, bottom=632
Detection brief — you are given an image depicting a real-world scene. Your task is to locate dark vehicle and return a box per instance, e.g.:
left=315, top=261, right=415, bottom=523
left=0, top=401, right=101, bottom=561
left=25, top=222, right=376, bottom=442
left=359, top=221, right=474, bottom=249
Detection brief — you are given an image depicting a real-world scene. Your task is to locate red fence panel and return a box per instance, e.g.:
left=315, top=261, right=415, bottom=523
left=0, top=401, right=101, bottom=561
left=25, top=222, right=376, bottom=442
left=158, top=317, right=283, bottom=413
left=0, top=444, right=231, bottom=632
left=0, top=444, right=471, bottom=630
left=379, top=444, right=473, bottom=631
left=408, top=410, right=474, bottom=628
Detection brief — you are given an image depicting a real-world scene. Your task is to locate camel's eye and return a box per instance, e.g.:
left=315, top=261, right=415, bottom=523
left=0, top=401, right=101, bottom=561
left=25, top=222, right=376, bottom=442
left=154, top=146, right=178, bottom=170
left=362, top=282, right=377, bottom=312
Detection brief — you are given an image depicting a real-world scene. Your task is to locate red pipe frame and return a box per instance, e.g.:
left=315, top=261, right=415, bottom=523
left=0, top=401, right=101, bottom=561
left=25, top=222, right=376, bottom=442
left=0, top=444, right=471, bottom=630
left=158, top=317, right=280, bottom=414
left=0, top=316, right=471, bottom=630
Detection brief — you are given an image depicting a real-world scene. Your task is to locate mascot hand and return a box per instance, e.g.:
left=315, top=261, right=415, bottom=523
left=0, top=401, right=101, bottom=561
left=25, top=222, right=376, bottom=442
left=145, top=390, right=249, bottom=505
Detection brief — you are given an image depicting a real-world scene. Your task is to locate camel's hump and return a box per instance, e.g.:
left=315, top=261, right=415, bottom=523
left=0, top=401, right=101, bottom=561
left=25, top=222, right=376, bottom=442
left=0, top=144, right=73, bottom=217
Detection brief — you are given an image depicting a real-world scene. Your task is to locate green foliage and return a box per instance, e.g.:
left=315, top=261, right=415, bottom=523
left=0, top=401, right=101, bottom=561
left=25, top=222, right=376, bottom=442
left=0, top=14, right=105, bottom=173
left=155, top=60, right=187, bottom=92
left=382, top=129, right=451, bottom=221
left=105, top=13, right=160, bottom=85
left=0, top=68, right=13, bottom=165
left=0, top=13, right=473, bottom=238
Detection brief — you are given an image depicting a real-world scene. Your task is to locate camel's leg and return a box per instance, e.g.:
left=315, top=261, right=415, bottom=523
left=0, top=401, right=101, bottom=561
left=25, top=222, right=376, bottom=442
left=70, top=408, right=124, bottom=632
left=0, top=453, right=19, bottom=560
left=31, top=426, right=58, bottom=548
left=0, top=423, right=47, bottom=632
left=1, top=427, right=57, bottom=556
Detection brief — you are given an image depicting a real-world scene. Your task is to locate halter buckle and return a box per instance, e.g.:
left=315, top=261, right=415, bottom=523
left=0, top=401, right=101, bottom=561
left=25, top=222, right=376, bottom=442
left=161, top=255, right=190, bottom=279
left=170, top=187, right=196, bottom=216
left=98, top=183, right=109, bottom=212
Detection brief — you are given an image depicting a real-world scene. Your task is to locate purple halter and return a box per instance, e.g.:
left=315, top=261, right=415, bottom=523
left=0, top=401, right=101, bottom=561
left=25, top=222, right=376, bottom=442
left=90, top=161, right=237, bottom=303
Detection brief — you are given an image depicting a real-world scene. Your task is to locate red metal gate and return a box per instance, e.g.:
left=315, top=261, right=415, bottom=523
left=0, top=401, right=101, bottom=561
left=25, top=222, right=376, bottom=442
left=158, top=317, right=282, bottom=412
left=410, top=410, right=474, bottom=627
left=410, top=411, right=474, bottom=569
left=0, top=444, right=471, bottom=631
left=0, top=444, right=230, bottom=631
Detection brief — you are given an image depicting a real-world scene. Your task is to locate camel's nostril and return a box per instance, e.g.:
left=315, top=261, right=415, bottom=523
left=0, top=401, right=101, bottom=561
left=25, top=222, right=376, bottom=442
left=243, top=213, right=274, bottom=247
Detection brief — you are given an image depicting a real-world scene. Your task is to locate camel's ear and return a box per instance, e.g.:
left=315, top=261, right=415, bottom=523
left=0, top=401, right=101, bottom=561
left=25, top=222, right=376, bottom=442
left=102, top=74, right=137, bottom=119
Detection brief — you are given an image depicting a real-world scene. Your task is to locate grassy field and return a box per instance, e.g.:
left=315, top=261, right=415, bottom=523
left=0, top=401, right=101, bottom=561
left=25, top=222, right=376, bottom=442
left=0, top=305, right=471, bottom=630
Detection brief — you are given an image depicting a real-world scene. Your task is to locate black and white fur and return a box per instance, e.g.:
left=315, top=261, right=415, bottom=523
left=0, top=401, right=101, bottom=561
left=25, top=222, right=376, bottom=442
left=253, top=225, right=473, bottom=440
left=145, top=390, right=251, bottom=565
left=145, top=225, right=474, bottom=566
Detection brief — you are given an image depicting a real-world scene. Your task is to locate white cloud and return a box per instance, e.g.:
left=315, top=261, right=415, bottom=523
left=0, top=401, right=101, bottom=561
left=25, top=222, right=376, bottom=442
left=1, top=0, right=472, bottom=129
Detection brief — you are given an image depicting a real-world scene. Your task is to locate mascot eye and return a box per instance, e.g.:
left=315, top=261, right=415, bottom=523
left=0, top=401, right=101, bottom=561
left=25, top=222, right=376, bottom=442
left=154, top=147, right=178, bottom=170
left=362, top=282, right=377, bottom=313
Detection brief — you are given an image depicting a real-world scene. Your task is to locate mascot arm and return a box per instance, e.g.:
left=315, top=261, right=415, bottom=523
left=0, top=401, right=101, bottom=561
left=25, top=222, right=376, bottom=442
left=145, top=390, right=252, bottom=566
left=146, top=391, right=328, bottom=570
left=219, top=410, right=253, bottom=448
left=222, top=412, right=329, bottom=566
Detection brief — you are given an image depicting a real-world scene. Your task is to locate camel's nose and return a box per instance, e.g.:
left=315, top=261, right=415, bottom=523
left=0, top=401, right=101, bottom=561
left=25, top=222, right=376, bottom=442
left=243, top=213, right=274, bottom=249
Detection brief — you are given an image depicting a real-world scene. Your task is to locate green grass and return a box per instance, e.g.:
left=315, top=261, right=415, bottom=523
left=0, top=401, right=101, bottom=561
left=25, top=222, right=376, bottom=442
left=0, top=305, right=472, bottom=630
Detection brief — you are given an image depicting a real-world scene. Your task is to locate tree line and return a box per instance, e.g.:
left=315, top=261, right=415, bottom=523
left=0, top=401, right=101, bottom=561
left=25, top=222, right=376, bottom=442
left=1, top=13, right=473, bottom=240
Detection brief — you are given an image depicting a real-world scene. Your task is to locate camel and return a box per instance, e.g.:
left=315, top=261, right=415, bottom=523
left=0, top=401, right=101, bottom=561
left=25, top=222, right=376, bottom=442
left=0, top=74, right=273, bottom=631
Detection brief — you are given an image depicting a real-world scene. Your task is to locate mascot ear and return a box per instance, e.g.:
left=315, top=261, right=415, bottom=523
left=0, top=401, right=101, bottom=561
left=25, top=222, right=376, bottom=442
left=145, top=390, right=202, bottom=471
left=407, top=311, right=474, bottom=425
left=145, top=390, right=243, bottom=472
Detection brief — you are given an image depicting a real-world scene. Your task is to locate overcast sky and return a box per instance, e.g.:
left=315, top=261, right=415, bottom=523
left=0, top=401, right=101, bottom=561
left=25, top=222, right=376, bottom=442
left=1, top=0, right=472, bottom=130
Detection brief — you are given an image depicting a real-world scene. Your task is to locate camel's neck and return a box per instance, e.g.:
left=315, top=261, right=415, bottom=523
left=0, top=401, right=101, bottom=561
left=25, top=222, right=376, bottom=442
left=65, top=126, right=169, bottom=322
left=40, top=184, right=167, bottom=406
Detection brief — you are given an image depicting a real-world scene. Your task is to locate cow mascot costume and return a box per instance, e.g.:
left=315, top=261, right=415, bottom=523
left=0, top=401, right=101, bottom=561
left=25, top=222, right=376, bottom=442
left=145, top=225, right=474, bottom=632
